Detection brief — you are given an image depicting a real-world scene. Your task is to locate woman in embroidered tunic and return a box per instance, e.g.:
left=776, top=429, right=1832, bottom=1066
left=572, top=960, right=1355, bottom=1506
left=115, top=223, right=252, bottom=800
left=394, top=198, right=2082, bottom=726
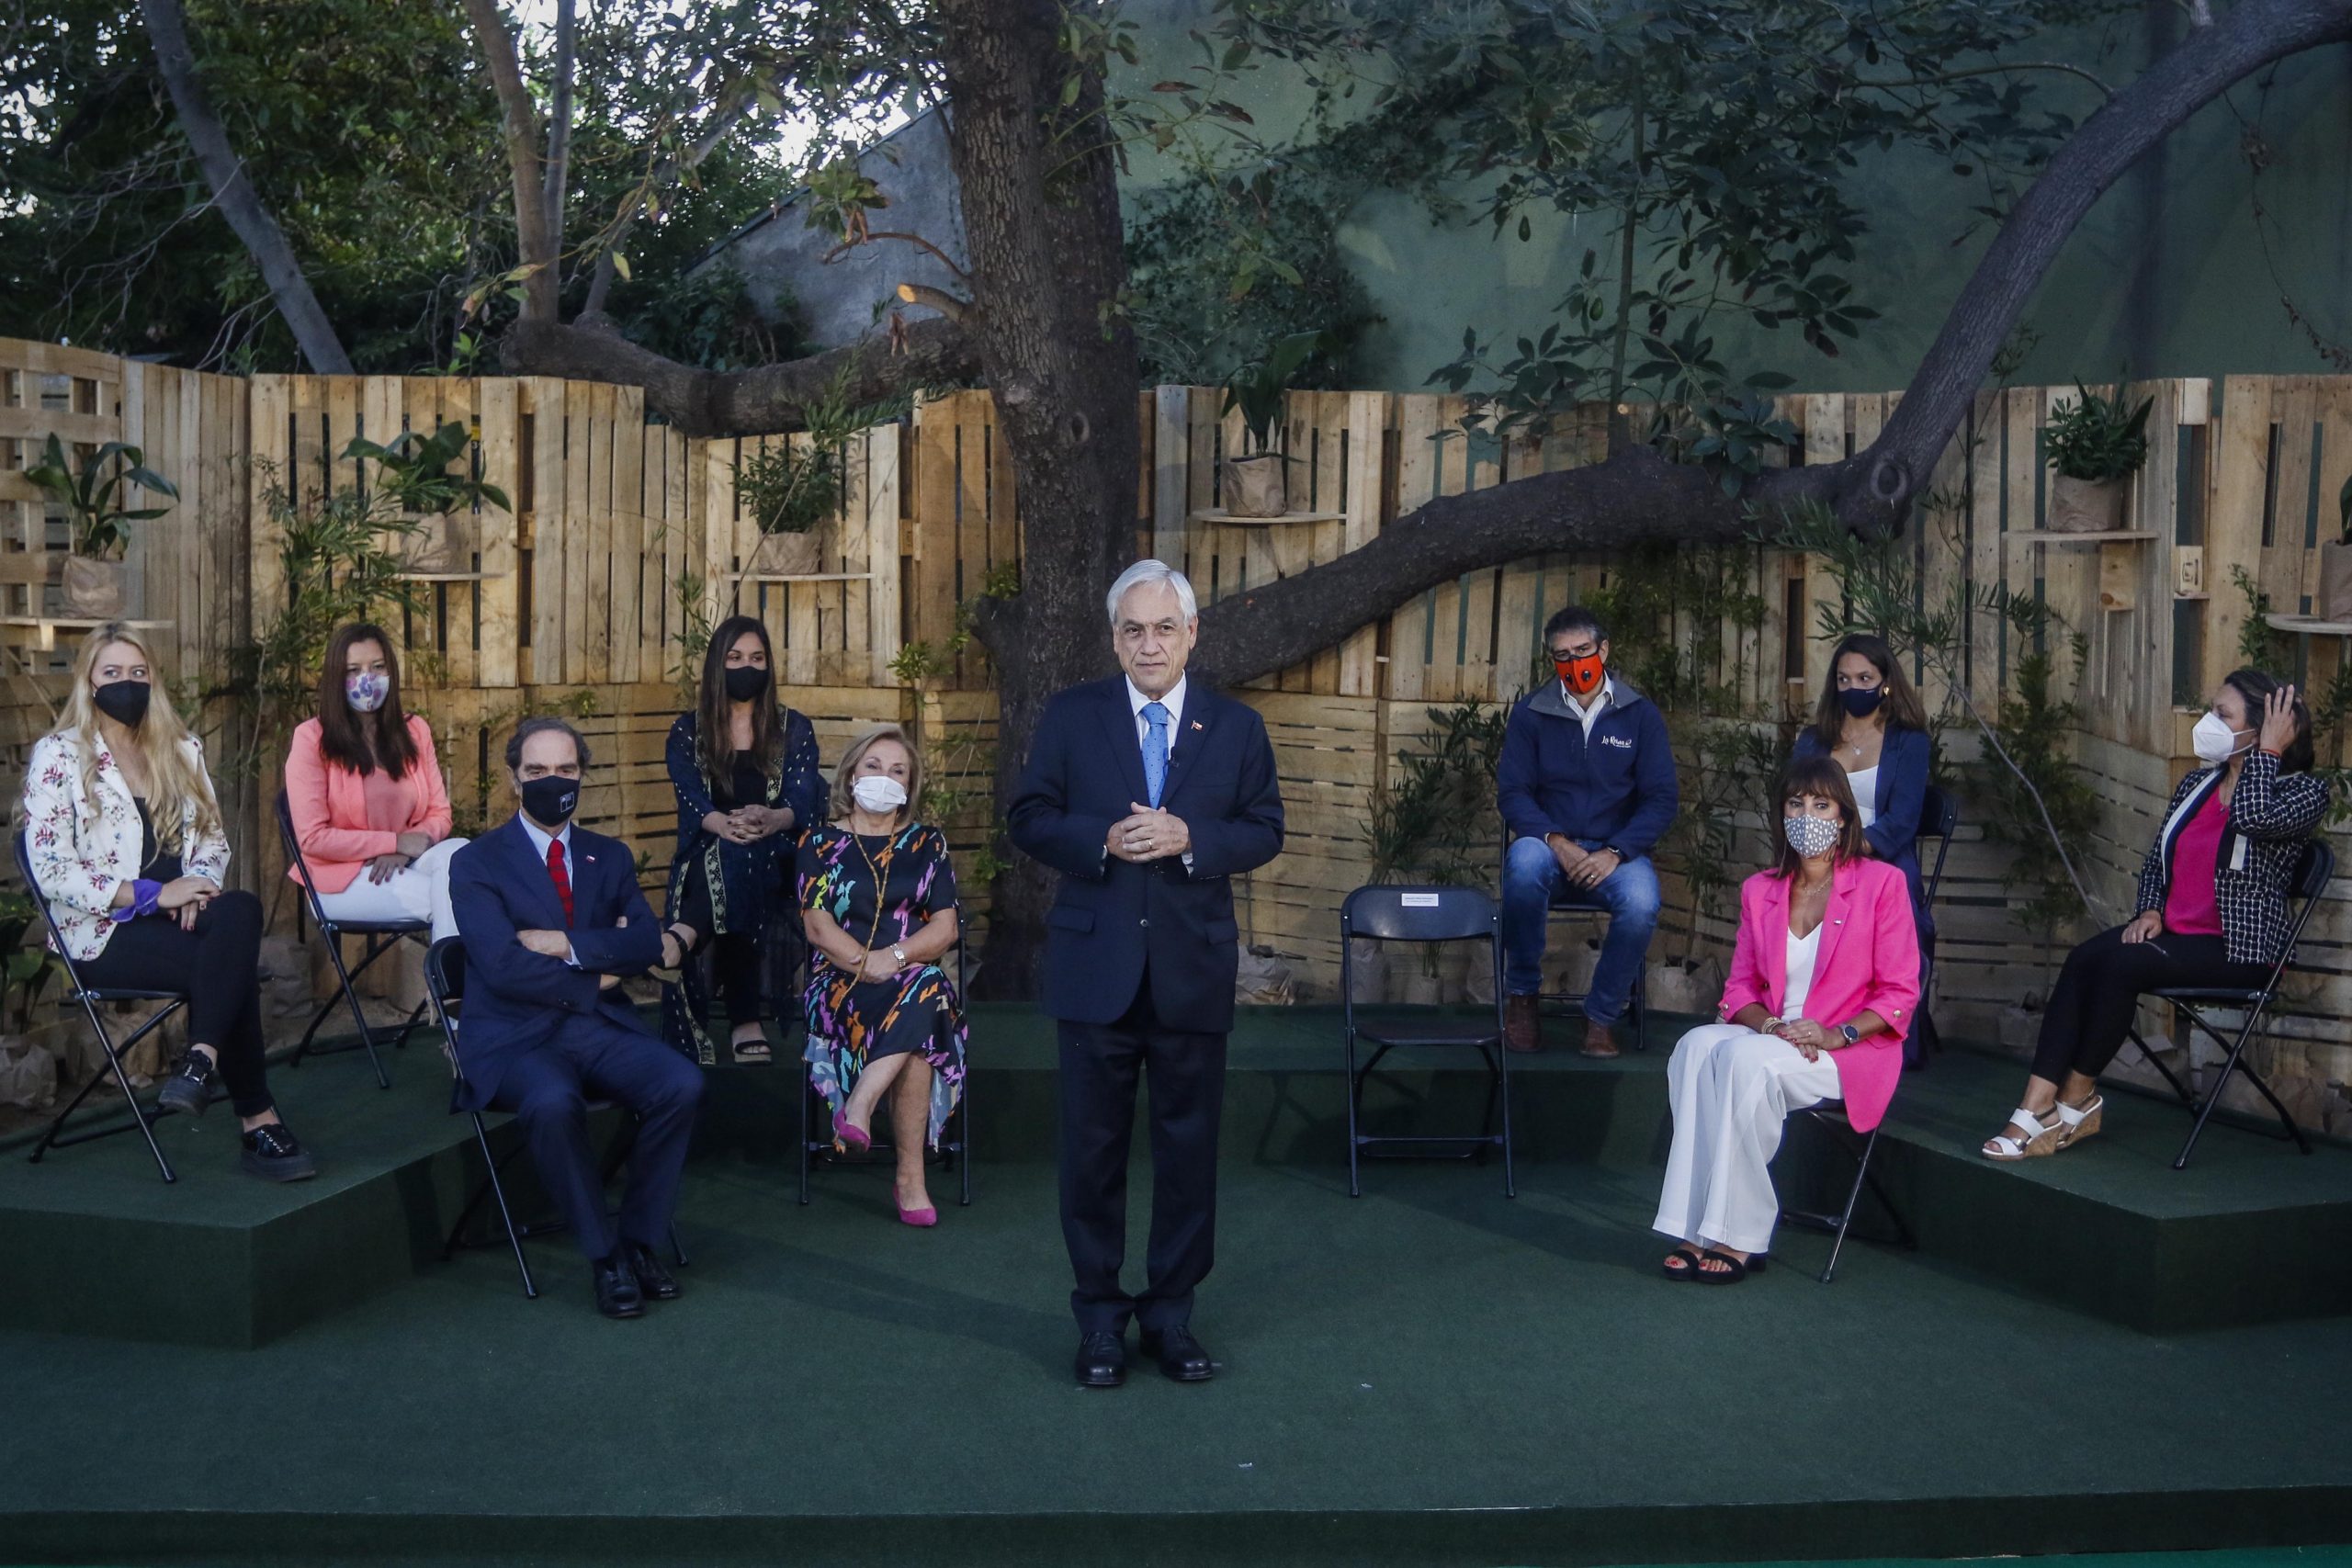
left=798, top=725, right=967, bottom=1225
left=657, top=615, right=825, bottom=1066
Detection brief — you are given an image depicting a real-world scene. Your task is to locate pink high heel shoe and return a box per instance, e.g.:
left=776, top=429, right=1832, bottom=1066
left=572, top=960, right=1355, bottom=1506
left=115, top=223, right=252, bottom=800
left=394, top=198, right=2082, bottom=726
left=833, top=1109, right=871, bottom=1153
left=896, top=1197, right=938, bottom=1228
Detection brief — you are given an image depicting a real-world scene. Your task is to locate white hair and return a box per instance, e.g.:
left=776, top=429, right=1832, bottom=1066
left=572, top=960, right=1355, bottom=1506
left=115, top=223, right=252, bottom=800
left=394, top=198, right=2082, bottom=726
left=1105, top=558, right=1199, bottom=626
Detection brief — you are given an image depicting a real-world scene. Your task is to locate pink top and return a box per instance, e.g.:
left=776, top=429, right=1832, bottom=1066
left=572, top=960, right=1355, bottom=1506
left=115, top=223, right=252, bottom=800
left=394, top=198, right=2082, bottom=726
left=283, top=715, right=454, bottom=894
left=2162, top=792, right=2227, bottom=936
left=1715, top=857, right=1922, bottom=1133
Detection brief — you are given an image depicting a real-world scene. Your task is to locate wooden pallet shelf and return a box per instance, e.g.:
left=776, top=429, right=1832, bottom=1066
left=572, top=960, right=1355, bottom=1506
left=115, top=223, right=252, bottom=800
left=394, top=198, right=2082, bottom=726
left=2004, top=530, right=2163, bottom=544
left=2266, top=615, right=2352, bottom=637
left=731, top=572, right=876, bottom=583
left=0, top=616, right=173, bottom=651
left=1186, top=509, right=1347, bottom=527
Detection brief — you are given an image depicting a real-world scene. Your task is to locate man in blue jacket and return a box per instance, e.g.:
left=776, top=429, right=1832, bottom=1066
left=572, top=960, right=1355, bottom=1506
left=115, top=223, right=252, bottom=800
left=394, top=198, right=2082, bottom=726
left=1498, top=606, right=1679, bottom=1056
left=449, top=717, right=703, bottom=1320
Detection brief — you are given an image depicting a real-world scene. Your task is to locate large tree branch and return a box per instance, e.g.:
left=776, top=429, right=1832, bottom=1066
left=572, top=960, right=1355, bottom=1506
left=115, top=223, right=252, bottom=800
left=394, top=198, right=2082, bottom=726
left=541, top=0, right=576, bottom=269
left=459, top=0, right=560, bottom=321
left=1196, top=0, right=2352, bottom=687
left=579, top=92, right=757, bottom=320
left=138, top=0, right=352, bottom=373
left=499, top=313, right=978, bottom=434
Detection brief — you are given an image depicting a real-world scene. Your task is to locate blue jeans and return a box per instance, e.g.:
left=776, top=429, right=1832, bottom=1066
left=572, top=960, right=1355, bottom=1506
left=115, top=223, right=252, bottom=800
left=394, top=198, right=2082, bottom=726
left=1500, top=836, right=1661, bottom=1022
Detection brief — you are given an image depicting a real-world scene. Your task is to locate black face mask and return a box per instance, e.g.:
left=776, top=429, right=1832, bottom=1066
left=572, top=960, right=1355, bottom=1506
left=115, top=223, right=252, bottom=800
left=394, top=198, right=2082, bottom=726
left=519, top=774, right=580, bottom=828
left=723, top=664, right=772, bottom=703
left=93, top=679, right=152, bottom=728
left=1839, top=686, right=1886, bottom=719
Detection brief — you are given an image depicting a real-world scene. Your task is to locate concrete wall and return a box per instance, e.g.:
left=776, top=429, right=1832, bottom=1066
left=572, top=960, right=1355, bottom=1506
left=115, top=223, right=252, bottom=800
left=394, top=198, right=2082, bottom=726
left=707, top=4, right=2352, bottom=391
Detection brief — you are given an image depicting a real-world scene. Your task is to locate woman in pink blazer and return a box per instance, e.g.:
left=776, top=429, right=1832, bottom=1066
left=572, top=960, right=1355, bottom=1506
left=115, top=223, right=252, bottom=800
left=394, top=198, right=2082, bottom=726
left=285, top=624, right=466, bottom=940
left=1655, top=753, right=1920, bottom=1283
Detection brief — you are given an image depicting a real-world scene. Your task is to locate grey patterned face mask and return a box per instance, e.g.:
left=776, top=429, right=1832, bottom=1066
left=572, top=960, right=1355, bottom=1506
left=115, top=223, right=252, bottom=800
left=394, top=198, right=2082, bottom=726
left=1783, top=814, right=1840, bottom=859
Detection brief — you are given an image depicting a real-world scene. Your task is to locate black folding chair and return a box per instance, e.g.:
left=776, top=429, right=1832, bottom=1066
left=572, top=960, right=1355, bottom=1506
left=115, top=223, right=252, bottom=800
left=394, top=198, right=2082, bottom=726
left=1341, top=884, right=1516, bottom=1198
left=797, top=906, right=972, bottom=1207
left=1501, top=835, right=1648, bottom=1049
left=1907, top=784, right=1960, bottom=1064
left=1777, top=1104, right=1916, bottom=1283
left=15, top=829, right=188, bottom=1183
left=2123, top=839, right=2331, bottom=1171
left=277, top=791, right=428, bottom=1089
left=424, top=937, right=686, bottom=1299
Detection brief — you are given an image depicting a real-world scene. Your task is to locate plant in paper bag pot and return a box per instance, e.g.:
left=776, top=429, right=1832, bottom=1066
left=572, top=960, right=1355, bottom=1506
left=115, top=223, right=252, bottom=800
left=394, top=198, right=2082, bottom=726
left=2043, top=383, right=2153, bottom=535
left=339, top=421, right=512, bottom=574
left=23, top=435, right=179, bottom=617
left=1219, top=331, right=1328, bottom=518
left=2321, top=475, right=2352, bottom=623
left=733, top=375, right=894, bottom=577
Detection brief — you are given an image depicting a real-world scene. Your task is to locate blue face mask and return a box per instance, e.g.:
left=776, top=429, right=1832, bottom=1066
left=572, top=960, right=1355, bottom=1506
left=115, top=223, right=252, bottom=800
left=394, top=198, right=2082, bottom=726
left=1838, top=686, right=1885, bottom=718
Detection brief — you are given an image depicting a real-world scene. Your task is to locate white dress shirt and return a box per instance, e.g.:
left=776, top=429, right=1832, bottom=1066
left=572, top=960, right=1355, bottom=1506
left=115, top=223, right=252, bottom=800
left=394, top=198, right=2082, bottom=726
left=515, top=812, right=582, bottom=966
left=1123, top=674, right=1193, bottom=869
left=1562, top=674, right=1615, bottom=740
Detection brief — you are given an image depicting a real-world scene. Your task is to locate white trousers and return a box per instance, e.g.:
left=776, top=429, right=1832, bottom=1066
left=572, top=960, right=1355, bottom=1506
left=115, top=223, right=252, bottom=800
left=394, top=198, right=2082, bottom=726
left=311, top=837, right=468, bottom=943
left=1652, top=1022, right=1843, bottom=1255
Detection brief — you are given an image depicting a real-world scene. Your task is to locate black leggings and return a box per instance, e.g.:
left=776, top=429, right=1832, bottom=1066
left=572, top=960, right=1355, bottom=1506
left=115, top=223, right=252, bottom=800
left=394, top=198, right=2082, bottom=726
left=75, top=889, right=272, bottom=1117
left=673, top=863, right=766, bottom=1026
left=2031, top=922, right=2267, bottom=1082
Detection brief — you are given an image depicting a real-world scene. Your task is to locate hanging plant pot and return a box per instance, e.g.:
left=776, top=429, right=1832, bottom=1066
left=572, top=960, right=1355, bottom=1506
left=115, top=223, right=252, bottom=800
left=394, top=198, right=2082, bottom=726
left=398, top=513, right=471, bottom=576
left=58, top=556, right=125, bottom=618
left=1221, top=452, right=1289, bottom=519
left=2047, top=471, right=2130, bottom=534
left=2319, top=541, right=2352, bottom=622
left=748, top=526, right=828, bottom=577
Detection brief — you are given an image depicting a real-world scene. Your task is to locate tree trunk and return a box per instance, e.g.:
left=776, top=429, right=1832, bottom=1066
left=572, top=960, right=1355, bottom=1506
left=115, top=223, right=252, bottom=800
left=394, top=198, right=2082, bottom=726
left=934, top=0, right=1143, bottom=998
left=460, top=0, right=560, bottom=321
left=138, top=0, right=353, bottom=373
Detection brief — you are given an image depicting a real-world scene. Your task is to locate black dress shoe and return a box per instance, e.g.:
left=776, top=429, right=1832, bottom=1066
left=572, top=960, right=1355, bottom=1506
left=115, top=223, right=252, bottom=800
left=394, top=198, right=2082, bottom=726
left=1074, top=1331, right=1126, bottom=1388
left=238, top=1122, right=317, bottom=1182
left=626, top=1241, right=681, bottom=1301
left=1139, top=1325, right=1216, bottom=1382
left=593, top=1257, right=645, bottom=1319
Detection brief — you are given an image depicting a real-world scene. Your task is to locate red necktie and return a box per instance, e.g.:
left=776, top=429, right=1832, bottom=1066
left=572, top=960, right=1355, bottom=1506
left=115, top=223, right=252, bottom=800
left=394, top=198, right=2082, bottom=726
left=546, top=837, right=574, bottom=927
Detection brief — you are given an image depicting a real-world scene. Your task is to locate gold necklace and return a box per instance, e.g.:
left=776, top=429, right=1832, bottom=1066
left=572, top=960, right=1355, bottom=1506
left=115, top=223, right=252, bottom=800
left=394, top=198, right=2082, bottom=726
left=846, top=824, right=896, bottom=975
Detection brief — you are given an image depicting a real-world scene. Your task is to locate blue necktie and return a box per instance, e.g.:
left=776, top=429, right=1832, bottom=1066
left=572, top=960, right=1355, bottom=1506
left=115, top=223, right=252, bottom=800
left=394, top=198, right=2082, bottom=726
left=1141, top=702, right=1170, bottom=807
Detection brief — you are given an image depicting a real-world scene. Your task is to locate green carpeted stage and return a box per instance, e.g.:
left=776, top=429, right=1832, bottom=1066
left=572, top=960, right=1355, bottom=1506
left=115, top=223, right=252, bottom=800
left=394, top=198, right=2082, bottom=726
left=1, top=1006, right=2347, bottom=1567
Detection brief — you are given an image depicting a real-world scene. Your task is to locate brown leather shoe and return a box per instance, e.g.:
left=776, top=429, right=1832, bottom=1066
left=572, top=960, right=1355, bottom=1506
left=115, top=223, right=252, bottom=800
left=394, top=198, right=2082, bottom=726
left=1579, top=1020, right=1622, bottom=1059
left=1504, top=994, right=1542, bottom=1054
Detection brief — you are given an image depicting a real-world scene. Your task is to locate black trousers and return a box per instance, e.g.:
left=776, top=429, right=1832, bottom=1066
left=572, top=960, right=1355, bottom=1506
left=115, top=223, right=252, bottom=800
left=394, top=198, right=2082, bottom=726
left=76, top=889, right=272, bottom=1118
left=1057, top=973, right=1227, bottom=1336
left=489, top=1017, right=707, bottom=1262
left=2032, top=923, right=2267, bottom=1081
left=674, top=861, right=765, bottom=1025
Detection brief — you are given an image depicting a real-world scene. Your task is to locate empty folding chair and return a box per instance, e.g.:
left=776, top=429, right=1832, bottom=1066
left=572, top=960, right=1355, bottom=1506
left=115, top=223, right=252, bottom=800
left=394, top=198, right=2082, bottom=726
left=797, top=907, right=973, bottom=1207
left=15, top=829, right=189, bottom=1183
left=2123, top=839, right=2331, bottom=1171
left=277, top=791, right=427, bottom=1089
left=425, top=937, right=685, bottom=1299
left=1340, top=884, right=1515, bottom=1198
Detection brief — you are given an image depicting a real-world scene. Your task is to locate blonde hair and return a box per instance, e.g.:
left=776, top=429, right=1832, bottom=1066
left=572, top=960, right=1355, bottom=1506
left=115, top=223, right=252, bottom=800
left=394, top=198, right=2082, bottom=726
left=47, top=624, right=220, bottom=852
left=832, top=723, right=924, bottom=829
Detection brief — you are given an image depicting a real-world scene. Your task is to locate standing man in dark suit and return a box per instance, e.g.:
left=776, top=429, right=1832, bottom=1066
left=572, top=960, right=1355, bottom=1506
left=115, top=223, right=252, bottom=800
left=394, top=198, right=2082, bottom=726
left=1008, top=559, right=1284, bottom=1389
left=448, top=716, right=705, bottom=1320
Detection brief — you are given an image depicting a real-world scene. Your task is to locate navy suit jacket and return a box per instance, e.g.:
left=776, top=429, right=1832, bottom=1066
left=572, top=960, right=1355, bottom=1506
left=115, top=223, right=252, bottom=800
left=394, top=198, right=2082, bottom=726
left=1792, top=722, right=1933, bottom=931
left=447, top=815, right=664, bottom=1110
left=1007, top=676, right=1284, bottom=1035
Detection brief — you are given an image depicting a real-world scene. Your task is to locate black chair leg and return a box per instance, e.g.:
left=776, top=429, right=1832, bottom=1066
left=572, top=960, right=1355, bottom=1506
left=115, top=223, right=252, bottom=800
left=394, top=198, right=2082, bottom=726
left=1498, top=1044, right=1516, bottom=1200
left=1345, top=1032, right=1362, bottom=1198
left=2125, top=1027, right=2199, bottom=1107
left=2177, top=1018, right=2312, bottom=1170
left=797, top=1058, right=814, bottom=1206
left=292, top=931, right=392, bottom=1089
left=32, top=999, right=181, bottom=1183
left=462, top=1111, right=537, bottom=1299
left=956, top=1070, right=973, bottom=1208
left=1818, top=1129, right=1879, bottom=1285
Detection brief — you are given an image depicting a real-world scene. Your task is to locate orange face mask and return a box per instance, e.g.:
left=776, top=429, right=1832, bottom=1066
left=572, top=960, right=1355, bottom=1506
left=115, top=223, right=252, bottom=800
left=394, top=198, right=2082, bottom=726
left=1554, top=653, right=1605, bottom=696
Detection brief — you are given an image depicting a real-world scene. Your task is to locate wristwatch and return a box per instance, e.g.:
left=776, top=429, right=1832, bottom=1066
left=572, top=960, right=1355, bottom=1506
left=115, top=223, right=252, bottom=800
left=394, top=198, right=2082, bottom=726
left=1838, top=1022, right=1861, bottom=1045
left=891, top=943, right=909, bottom=966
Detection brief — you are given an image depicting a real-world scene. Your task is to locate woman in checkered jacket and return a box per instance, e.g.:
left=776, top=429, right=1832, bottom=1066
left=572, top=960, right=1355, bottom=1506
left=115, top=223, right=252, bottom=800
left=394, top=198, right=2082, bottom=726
left=1984, top=669, right=2328, bottom=1160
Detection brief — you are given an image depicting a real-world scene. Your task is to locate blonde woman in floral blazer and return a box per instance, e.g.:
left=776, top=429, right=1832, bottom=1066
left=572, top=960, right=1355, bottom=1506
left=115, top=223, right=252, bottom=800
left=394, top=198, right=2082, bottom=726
left=21, top=626, right=317, bottom=1181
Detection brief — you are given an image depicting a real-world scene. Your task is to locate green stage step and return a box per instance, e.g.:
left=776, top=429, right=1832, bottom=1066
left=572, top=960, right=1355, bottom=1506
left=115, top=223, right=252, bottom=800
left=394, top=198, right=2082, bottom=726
left=1, top=1005, right=2346, bottom=1348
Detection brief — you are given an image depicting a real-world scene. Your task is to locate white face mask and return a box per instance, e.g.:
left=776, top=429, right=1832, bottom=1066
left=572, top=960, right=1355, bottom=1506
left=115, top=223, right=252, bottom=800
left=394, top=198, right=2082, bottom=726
left=2191, top=712, right=2253, bottom=766
left=851, top=774, right=909, bottom=814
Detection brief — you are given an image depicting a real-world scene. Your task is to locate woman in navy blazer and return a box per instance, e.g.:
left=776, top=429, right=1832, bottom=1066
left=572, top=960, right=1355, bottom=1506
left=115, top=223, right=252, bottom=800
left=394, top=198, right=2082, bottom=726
left=1791, top=634, right=1937, bottom=1059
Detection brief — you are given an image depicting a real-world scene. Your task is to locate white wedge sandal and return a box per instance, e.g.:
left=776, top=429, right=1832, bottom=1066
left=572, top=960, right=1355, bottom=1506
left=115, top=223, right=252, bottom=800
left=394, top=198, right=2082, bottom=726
left=1982, top=1105, right=2067, bottom=1160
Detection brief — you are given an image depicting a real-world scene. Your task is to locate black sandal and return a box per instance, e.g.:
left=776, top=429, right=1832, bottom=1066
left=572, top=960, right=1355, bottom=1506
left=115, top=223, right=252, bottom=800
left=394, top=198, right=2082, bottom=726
left=1694, top=1248, right=1766, bottom=1284
left=729, top=1033, right=773, bottom=1064
left=1661, top=1247, right=1704, bottom=1281
left=647, top=924, right=705, bottom=985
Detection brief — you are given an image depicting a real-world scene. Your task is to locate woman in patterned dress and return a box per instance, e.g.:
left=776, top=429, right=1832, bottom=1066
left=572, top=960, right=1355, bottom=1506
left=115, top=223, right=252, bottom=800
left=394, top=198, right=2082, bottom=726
left=657, top=615, right=825, bottom=1066
left=798, top=725, right=967, bottom=1225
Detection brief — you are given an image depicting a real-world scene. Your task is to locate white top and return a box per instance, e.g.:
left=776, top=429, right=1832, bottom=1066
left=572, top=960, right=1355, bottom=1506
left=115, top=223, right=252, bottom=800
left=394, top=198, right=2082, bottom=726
left=1125, top=674, right=1188, bottom=755
left=1560, top=674, right=1616, bottom=740
left=1846, top=764, right=1880, bottom=830
left=1781, top=923, right=1824, bottom=1021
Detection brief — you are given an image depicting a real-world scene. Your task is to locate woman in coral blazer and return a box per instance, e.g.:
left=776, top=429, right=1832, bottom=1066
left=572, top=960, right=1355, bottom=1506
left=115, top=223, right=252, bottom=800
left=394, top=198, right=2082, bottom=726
left=1654, top=753, right=1920, bottom=1283
left=285, top=624, right=464, bottom=941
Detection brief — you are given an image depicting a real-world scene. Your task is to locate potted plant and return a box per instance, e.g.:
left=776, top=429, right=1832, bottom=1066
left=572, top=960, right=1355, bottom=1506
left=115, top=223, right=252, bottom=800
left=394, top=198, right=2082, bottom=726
left=2043, top=383, right=2154, bottom=534
left=1219, top=331, right=1327, bottom=518
left=735, top=436, right=840, bottom=576
left=340, top=421, right=512, bottom=573
left=23, top=435, right=180, bottom=617
left=2320, top=474, right=2352, bottom=622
